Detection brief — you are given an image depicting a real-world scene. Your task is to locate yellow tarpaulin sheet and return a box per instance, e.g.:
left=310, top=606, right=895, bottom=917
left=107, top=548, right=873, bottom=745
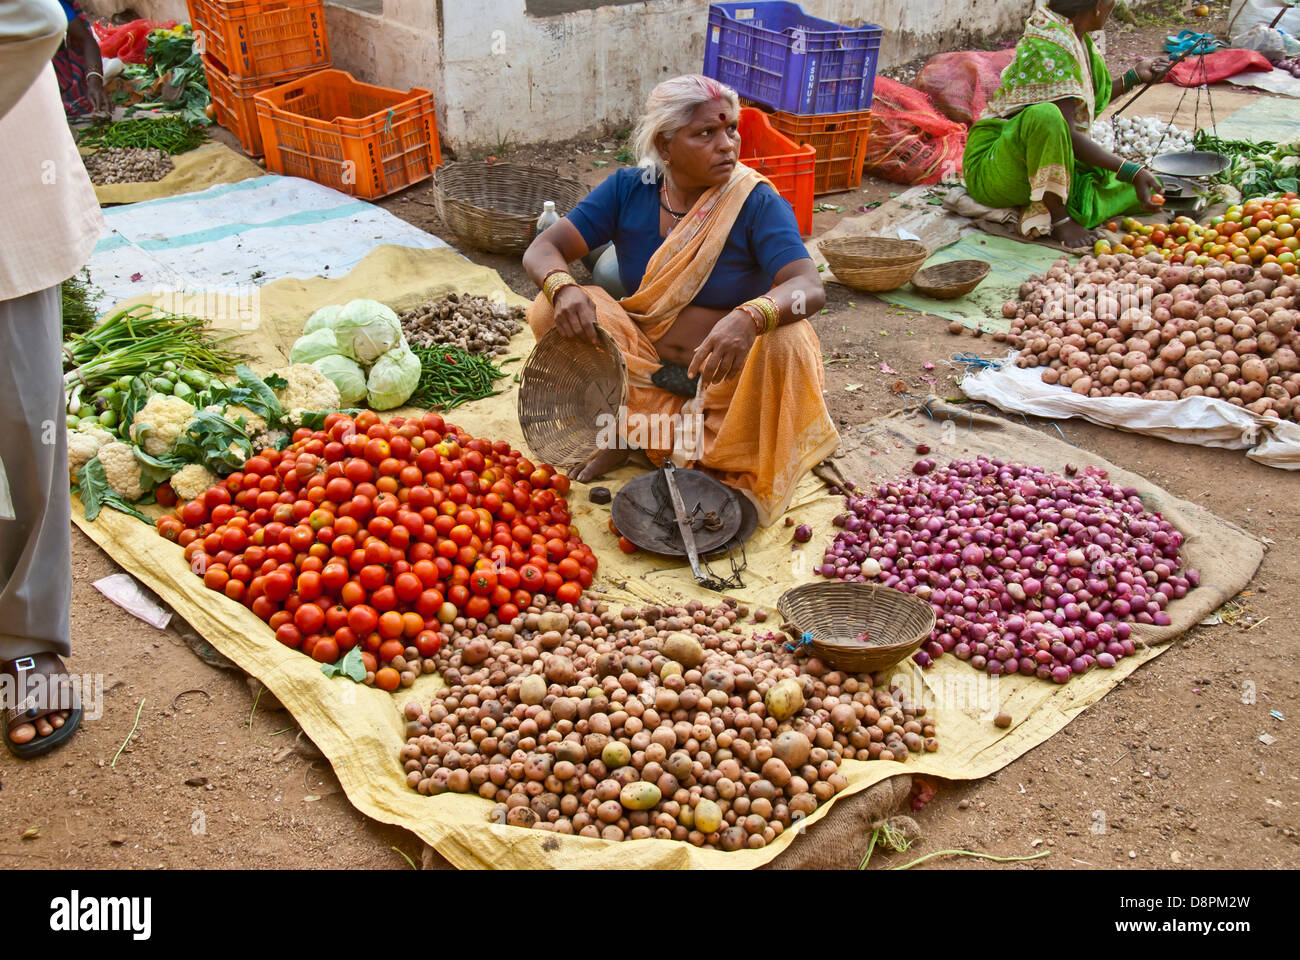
left=89, top=141, right=265, bottom=206
left=72, top=246, right=1264, bottom=868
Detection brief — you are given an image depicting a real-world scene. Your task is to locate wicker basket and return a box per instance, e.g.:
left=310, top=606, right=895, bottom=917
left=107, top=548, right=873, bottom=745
left=518, top=326, right=628, bottom=472
left=432, top=162, right=588, bottom=255
left=818, top=236, right=928, bottom=292
left=911, top=259, right=992, bottom=299
left=776, top=581, right=936, bottom=673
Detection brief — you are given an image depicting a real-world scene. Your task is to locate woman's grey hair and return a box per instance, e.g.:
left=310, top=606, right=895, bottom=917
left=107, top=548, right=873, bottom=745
left=632, top=74, right=740, bottom=175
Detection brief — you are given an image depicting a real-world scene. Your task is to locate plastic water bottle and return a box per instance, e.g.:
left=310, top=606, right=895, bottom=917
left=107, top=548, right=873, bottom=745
left=536, top=200, right=560, bottom=235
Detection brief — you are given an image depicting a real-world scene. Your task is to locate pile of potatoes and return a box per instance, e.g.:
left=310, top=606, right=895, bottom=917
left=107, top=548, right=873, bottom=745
left=1001, top=253, right=1300, bottom=421
left=401, top=596, right=936, bottom=849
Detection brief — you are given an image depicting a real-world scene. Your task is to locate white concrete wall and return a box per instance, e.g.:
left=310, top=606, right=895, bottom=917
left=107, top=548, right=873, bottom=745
left=440, top=0, right=708, bottom=154
left=84, top=0, right=188, bottom=20
left=433, top=0, right=1042, bottom=150
left=99, top=0, right=1159, bottom=151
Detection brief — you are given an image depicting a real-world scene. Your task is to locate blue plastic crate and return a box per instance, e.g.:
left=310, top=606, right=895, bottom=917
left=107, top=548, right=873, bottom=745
left=703, top=2, right=881, bottom=115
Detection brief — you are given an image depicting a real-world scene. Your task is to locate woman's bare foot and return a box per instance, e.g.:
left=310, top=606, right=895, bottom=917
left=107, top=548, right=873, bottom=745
left=1052, top=218, right=1095, bottom=251
left=574, top=447, right=631, bottom=483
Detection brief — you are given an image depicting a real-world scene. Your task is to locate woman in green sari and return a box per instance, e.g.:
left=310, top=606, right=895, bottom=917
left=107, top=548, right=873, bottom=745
left=964, top=0, right=1169, bottom=251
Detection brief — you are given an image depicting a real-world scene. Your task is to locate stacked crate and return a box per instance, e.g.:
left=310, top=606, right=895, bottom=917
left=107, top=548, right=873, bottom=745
left=704, top=2, right=880, bottom=194
left=189, top=0, right=332, bottom=156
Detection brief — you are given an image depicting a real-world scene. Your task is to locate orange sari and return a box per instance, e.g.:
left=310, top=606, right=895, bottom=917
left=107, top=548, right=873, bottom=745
left=527, top=163, right=839, bottom=526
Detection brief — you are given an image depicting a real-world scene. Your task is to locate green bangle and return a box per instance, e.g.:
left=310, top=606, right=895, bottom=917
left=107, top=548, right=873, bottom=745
left=1123, top=68, right=1140, bottom=91
left=1117, top=160, right=1142, bottom=183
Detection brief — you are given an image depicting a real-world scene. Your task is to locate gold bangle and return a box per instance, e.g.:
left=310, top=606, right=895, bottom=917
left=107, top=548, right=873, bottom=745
left=744, top=295, right=780, bottom=334
left=738, top=303, right=764, bottom=335
left=543, top=270, right=577, bottom=304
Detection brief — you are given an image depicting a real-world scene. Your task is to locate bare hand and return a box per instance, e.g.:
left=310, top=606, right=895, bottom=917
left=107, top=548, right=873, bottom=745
left=1135, top=56, right=1171, bottom=84
left=1134, top=168, right=1164, bottom=212
left=688, top=311, right=756, bottom=386
left=87, top=75, right=111, bottom=116
left=552, top=284, right=598, bottom=343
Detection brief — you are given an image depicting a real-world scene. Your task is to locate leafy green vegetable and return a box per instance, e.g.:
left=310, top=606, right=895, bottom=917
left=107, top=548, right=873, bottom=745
left=312, top=354, right=367, bottom=406
left=366, top=344, right=421, bottom=410
left=61, top=271, right=99, bottom=336
left=289, top=328, right=341, bottom=365
left=75, top=459, right=150, bottom=523
left=321, top=646, right=366, bottom=682
left=234, top=364, right=286, bottom=422
left=173, top=410, right=255, bottom=474
left=332, top=300, right=402, bottom=364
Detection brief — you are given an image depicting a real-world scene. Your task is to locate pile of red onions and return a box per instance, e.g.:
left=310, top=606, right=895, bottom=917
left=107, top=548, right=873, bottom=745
left=820, top=457, right=1198, bottom=682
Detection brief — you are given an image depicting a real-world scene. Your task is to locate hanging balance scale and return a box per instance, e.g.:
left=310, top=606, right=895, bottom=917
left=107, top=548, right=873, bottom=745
left=1108, top=31, right=1229, bottom=215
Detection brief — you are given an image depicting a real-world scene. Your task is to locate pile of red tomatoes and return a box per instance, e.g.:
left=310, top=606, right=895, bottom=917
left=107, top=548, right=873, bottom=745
left=156, top=411, right=596, bottom=690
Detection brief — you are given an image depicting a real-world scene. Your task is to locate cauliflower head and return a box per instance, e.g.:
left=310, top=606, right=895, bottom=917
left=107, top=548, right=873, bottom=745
left=270, top=364, right=340, bottom=418
left=169, top=463, right=219, bottom=502
left=68, top=422, right=115, bottom=481
left=131, top=394, right=197, bottom=456
left=97, top=442, right=150, bottom=501
left=223, top=404, right=268, bottom=436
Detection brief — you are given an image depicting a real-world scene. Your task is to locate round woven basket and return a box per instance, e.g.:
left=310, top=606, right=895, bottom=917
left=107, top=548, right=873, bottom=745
left=776, top=581, right=936, bottom=673
left=517, top=326, right=628, bottom=472
left=432, top=162, right=588, bottom=255
left=818, top=236, right=928, bottom=292
left=910, top=259, right=992, bottom=299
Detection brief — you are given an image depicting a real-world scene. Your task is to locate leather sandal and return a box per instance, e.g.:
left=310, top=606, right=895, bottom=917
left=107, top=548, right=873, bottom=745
left=3, top=653, right=83, bottom=759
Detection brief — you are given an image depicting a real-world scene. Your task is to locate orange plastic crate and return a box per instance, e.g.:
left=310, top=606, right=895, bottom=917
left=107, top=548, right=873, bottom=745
left=187, top=0, right=329, bottom=79
left=253, top=70, right=442, bottom=199
left=767, top=108, right=872, bottom=195
left=738, top=107, right=815, bottom=236
left=203, top=53, right=325, bottom=156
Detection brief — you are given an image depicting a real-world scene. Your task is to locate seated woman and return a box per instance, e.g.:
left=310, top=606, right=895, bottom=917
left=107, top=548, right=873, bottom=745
left=963, top=0, right=1168, bottom=251
left=522, top=74, right=839, bottom=527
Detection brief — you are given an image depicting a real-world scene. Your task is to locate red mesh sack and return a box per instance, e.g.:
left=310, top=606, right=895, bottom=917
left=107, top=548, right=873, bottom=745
left=862, top=77, right=967, bottom=186
left=1167, top=48, right=1272, bottom=85
left=94, top=19, right=178, bottom=64
left=915, top=49, right=1016, bottom=126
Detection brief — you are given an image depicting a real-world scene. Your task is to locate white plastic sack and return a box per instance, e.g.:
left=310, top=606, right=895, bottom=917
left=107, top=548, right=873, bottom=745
left=1228, top=0, right=1300, bottom=45
left=1235, top=22, right=1289, bottom=61
left=960, top=353, right=1300, bottom=470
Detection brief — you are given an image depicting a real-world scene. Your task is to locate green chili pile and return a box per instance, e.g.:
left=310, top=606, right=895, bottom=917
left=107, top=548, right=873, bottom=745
left=79, top=116, right=207, bottom=155
left=408, top=345, right=516, bottom=410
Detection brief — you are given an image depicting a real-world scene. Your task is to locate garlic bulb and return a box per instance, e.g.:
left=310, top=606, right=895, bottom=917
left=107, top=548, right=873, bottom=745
left=1090, top=116, right=1193, bottom=162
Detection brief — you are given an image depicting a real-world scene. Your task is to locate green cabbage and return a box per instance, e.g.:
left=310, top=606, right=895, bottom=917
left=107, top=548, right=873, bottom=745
left=303, top=304, right=343, bottom=334
left=312, top=354, right=368, bottom=407
left=366, top=344, right=421, bottom=410
left=333, top=299, right=402, bottom=364
left=289, top=328, right=341, bottom=365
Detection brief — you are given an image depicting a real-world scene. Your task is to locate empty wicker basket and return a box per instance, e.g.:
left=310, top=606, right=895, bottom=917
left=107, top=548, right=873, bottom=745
left=518, top=326, right=628, bottom=472
left=818, top=236, right=928, bottom=292
left=432, top=162, right=588, bottom=255
left=911, top=259, right=992, bottom=299
left=777, top=581, right=937, bottom=673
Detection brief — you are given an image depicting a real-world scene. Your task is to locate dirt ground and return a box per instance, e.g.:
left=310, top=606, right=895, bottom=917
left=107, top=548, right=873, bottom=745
left=8, top=0, right=1296, bottom=870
